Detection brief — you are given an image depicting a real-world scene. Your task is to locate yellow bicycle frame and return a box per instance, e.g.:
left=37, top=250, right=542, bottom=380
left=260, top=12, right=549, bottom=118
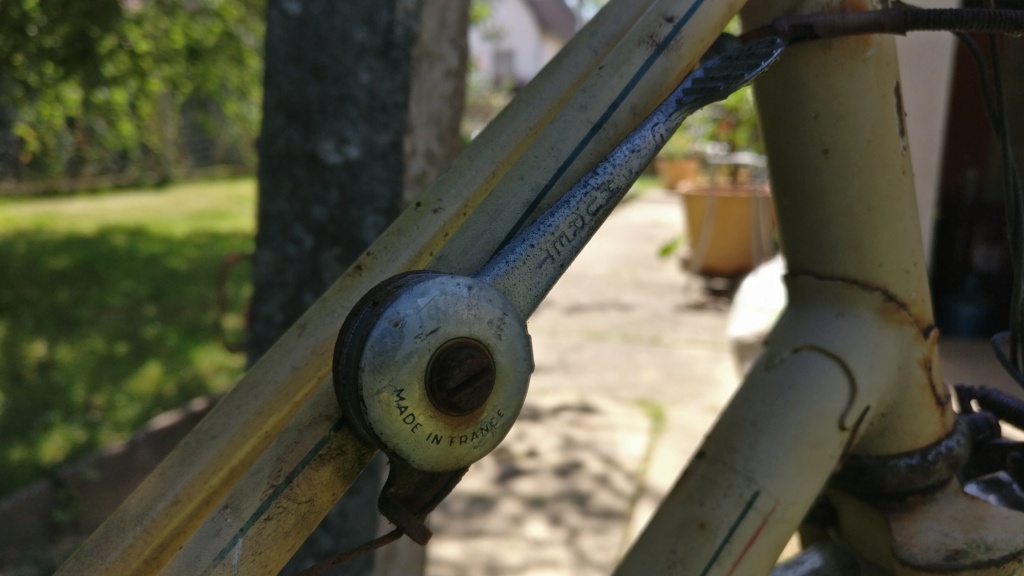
left=56, top=0, right=1024, bottom=574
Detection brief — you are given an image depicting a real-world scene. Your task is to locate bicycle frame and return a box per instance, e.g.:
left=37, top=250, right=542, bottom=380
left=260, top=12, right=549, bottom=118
left=55, top=1, right=1024, bottom=575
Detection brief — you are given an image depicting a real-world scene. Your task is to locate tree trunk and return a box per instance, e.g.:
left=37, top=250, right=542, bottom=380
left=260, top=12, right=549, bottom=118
left=375, top=4, right=470, bottom=574
left=251, top=1, right=420, bottom=575
left=402, top=0, right=470, bottom=207
left=250, top=1, right=419, bottom=363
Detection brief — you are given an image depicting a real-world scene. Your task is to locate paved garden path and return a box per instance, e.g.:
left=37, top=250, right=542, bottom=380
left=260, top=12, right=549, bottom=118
left=426, top=189, right=741, bottom=575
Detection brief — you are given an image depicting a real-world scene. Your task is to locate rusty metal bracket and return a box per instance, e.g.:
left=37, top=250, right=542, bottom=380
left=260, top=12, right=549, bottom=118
left=831, top=418, right=973, bottom=497
left=377, top=462, right=468, bottom=545
left=744, top=7, right=1024, bottom=44
left=331, top=38, right=786, bottom=550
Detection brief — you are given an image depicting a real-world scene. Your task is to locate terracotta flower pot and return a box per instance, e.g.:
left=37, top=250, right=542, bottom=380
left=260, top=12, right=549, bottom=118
left=675, top=183, right=775, bottom=277
left=654, top=156, right=703, bottom=189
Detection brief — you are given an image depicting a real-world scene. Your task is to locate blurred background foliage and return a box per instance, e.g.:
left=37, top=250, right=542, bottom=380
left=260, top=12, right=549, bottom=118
left=0, top=178, right=255, bottom=495
left=0, top=0, right=264, bottom=183
left=0, top=0, right=645, bottom=500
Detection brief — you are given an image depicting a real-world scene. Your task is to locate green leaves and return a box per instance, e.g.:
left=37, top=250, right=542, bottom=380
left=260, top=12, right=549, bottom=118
left=0, top=0, right=265, bottom=179
left=0, top=179, right=255, bottom=495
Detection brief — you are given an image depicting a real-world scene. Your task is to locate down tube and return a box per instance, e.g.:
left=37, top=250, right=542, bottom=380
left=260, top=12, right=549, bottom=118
left=615, top=3, right=954, bottom=575
left=58, top=1, right=752, bottom=575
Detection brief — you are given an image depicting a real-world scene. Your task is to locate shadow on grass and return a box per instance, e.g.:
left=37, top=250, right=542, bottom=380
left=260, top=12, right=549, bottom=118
left=0, top=226, right=252, bottom=496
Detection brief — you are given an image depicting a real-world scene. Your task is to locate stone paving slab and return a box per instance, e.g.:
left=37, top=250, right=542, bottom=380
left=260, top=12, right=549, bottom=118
left=424, top=189, right=741, bottom=574
left=429, top=395, right=652, bottom=576
left=5, top=185, right=1021, bottom=575
left=420, top=189, right=1010, bottom=575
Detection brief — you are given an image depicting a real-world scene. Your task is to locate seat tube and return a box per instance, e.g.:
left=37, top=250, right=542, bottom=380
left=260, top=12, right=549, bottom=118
left=742, top=0, right=953, bottom=455
left=616, top=2, right=955, bottom=574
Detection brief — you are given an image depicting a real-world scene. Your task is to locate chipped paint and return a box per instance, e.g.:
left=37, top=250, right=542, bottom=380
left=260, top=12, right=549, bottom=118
left=231, top=539, right=242, bottom=575
left=894, top=80, right=909, bottom=154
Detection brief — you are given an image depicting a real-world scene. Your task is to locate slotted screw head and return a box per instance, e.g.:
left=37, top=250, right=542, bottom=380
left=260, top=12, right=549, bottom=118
left=426, top=338, right=496, bottom=416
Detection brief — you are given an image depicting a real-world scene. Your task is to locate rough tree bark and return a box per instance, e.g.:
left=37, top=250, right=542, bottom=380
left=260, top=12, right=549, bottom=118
left=250, top=2, right=418, bottom=362
left=251, top=1, right=418, bottom=575
left=402, top=1, right=470, bottom=207
left=376, top=3, right=470, bottom=574
left=251, top=0, right=468, bottom=575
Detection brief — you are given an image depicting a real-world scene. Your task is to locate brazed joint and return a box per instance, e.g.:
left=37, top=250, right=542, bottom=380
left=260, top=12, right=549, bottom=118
left=831, top=418, right=973, bottom=496
left=785, top=270, right=934, bottom=337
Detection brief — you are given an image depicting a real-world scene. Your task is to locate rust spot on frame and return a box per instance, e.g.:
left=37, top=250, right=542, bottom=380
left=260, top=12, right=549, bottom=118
left=840, top=0, right=871, bottom=12
left=894, top=81, right=909, bottom=153
left=823, top=0, right=879, bottom=51
left=788, top=270, right=931, bottom=337
left=787, top=271, right=949, bottom=408
left=920, top=327, right=950, bottom=407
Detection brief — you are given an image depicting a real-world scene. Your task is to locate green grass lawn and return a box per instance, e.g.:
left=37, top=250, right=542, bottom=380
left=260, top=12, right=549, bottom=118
left=0, top=174, right=662, bottom=498
left=0, top=179, right=256, bottom=496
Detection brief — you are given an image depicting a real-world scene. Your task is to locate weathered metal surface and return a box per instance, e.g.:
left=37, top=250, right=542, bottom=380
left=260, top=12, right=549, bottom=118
left=753, top=7, right=1024, bottom=43
left=335, top=34, right=784, bottom=472
left=741, top=0, right=954, bottom=457
left=425, top=338, right=497, bottom=416
left=615, top=1, right=961, bottom=573
left=475, top=35, right=784, bottom=318
left=614, top=275, right=940, bottom=575
left=959, top=384, right=1024, bottom=429
left=56, top=0, right=747, bottom=573
left=639, top=339, right=848, bottom=572
left=964, top=472, right=1024, bottom=514
left=335, top=272, right=533, bottom=472
left=376, top=461, right=468, bottom=546
left=832, top=419, right=972, bottom=497
left=429, top=0, right=753, bottom=277
left=156, top=381, right=376, bottom=575
left=742, top=0, right=935, bottom=325
left=725, top=4, right=1024, bottom=575
left=831, top=482, right=1024, bottom=575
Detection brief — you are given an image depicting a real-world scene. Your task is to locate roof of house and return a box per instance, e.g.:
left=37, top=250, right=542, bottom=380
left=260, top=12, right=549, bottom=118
left=524, top=0, right=577, bottom=41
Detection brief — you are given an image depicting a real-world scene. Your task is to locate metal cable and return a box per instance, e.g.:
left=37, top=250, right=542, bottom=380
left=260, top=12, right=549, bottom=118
left=957, top=383, right=1024, bottom=430
left=746, top=7, right=1024, bottom=43
left=293, top=528, right=405, bottom=576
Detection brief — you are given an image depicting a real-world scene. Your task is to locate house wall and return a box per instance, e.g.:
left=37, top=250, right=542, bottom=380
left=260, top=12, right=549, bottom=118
left=469, top=0, right=553, bottom=88
left=469, top=1, right=956, bottom=264
left=539, top=32, right=564, bottom=65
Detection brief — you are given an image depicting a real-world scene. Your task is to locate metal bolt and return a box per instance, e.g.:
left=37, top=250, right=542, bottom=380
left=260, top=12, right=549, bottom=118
left=426, top=338, right=496, bottom=416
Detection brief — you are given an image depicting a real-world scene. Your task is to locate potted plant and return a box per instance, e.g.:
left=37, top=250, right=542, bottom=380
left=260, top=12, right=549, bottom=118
left=653, top=126, right=704, bottom=189
left=673, top=86, right=777, bottom=280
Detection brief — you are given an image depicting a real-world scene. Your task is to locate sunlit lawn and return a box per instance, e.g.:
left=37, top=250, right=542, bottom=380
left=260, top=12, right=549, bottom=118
left=0, top=179, right=256, bottom=496
left=0, top=173, right=665, bottom=498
